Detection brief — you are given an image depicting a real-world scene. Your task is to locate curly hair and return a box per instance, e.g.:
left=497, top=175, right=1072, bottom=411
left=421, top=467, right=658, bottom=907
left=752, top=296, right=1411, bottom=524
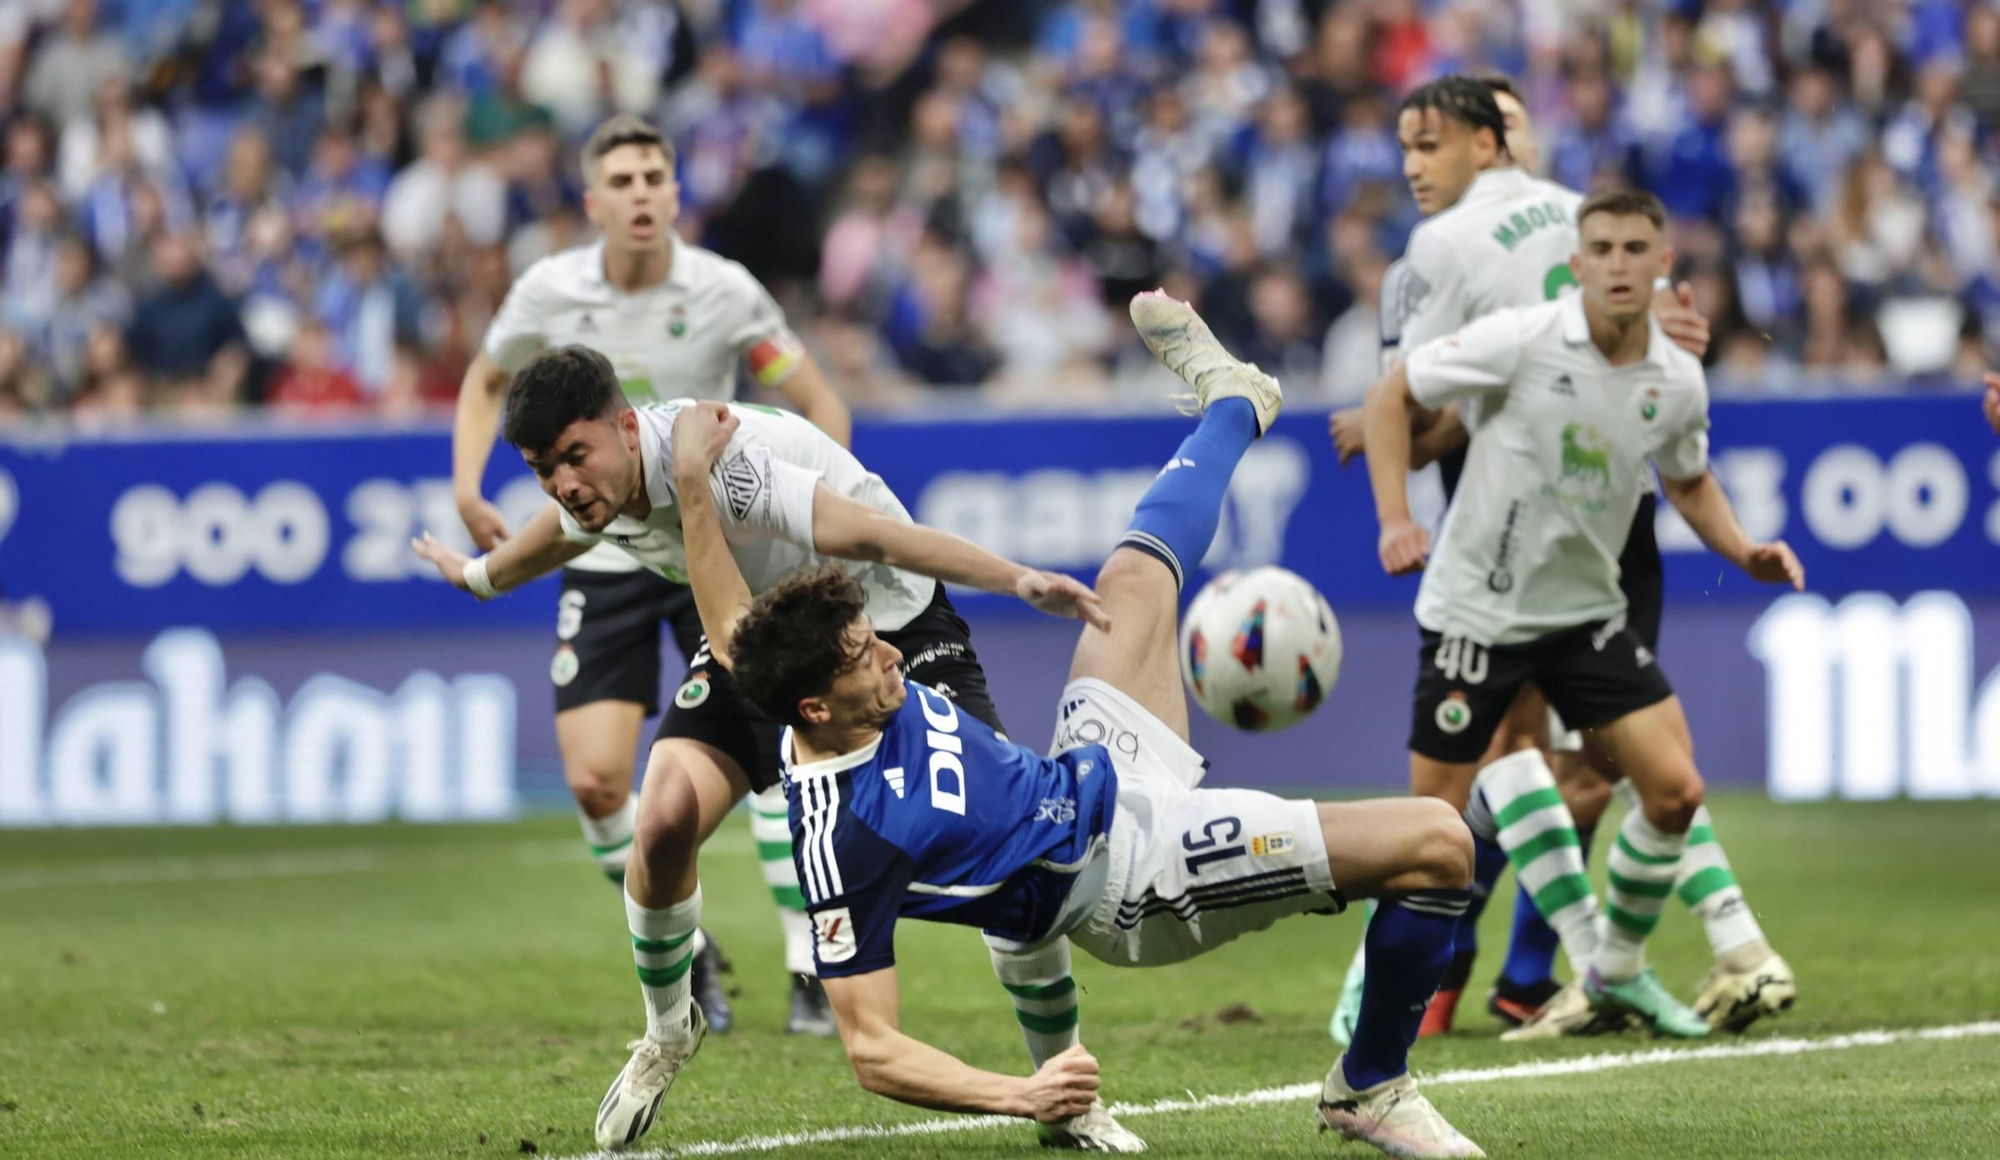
left=732, top=566, right=873, bottom=729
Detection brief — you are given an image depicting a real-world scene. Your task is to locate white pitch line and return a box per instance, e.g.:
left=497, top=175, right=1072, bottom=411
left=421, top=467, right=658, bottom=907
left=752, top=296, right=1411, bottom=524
left=0, top=839, right=579, bottom=891
left=568, top=1020, right=2000, bottom=1159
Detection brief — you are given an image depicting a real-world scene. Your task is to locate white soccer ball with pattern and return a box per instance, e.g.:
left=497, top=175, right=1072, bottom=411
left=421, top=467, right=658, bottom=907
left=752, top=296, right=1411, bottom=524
left=1179, top=566, right=1343, bottom=732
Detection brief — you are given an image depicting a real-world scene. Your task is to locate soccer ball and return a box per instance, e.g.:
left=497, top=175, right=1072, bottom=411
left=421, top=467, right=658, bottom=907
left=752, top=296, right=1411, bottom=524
left=1179, top=566, right=1343, bottom=732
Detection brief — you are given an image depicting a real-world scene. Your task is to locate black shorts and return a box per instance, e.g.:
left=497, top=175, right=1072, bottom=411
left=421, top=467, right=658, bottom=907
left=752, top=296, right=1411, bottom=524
left=653, top=583, right=1007, bottom=793
left=1408, top=617, right=1674, bottom=764
left=550, top=567, right=700, bottom=717
left=1619, top=492, right=1664, bottom=651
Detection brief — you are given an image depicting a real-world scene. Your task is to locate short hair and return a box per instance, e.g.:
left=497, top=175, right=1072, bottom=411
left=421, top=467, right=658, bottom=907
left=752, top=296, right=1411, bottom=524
left=1577, top=187, right=1667, bottom=232
left=731, top=567, right=873, bottom=730
left=1479, top=75, right=1522, bottom=105
left=582, top=114, right=675, bottom=186
left=1398, top=75, right=1511, bottom=158
left=501, top=345, right=628, bottom=454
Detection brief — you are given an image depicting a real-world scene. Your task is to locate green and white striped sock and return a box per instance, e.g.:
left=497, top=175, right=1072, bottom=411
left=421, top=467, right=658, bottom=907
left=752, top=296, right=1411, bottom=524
left=1599, top=811, right=1688, bottom=982
left=749, top=786, right=815, bottom=977
left=990, top=939, right=1080, bottom=1067
left=1675, top=806, right=1767, bottom=966
left=580, top=796, right=637, bottom=886
left=627, top=886, right=701, bottom=1041
left=1471, top=750, right=1602, bottom=970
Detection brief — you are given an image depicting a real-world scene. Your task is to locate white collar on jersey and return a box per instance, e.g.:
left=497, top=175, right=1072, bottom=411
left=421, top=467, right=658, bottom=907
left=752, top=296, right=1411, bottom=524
left=583, top=234, right=694, bottom=293
left=1461, top=166, right=1534, bottom=205
left=780, top=725, right=885, bottom=781
left=1557, top=289, right=1674, bottom=369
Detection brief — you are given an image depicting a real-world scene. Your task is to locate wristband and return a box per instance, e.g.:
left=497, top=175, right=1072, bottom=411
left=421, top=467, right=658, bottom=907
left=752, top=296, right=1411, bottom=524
left=463, top=554, right=498, bottom=600
left=1653, top=274, right=1672, bottom=293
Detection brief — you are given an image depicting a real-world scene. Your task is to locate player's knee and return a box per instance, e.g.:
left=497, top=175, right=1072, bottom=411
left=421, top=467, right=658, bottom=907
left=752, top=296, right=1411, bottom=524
left=567, top=772, right=630, bottom=820
left=1640, top=766, right=1704, bottom=832
left=1408, top=798, right=1475, bottom=891
left=1554, top=760, right=1613, bottom=830
left=1095, top=547, right=1170, bottom=601
left=634, top=769, right=701, bottom=861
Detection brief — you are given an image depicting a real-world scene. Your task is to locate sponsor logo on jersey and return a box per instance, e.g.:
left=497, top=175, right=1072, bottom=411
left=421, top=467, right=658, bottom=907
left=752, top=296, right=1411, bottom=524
left=1435, top=692, right=1473, bottom=734
left=675, top=673, right=711, bottom=709
left=813, top=906, right=857, bottom=963
left=1488, top=499, right=1523, bottom=594
left=1591, top=611, right=1629, bottom=652
left=1548, top=422, right=1614, bottom=514
left=1034, top=796, right=1077, bottom=824
left=551, top=645, right=580, bottom=687
left=1250, top=832, right=1295, bottom=857
left=720, top=450, right=765, bottom=521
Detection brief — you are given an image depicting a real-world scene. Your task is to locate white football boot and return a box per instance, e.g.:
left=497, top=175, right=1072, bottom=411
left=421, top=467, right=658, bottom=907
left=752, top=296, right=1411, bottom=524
left=1694, top=946, right=1797, bottom=1031
left=1317, top=1057, right=1485, bottom=1159
left=1037, top=1101, right=1149, bottom=1152
left=595, top=1002, right=707, bottom=1151
left=1498, top=978, right=1628, bottom=1041
left=1129, top=290, right=1283, bottom=436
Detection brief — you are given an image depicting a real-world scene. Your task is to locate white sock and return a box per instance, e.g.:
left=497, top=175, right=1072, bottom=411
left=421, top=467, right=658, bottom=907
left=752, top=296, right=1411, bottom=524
left=580, top=796, right=638, bottom=885
left=749, top=786, right=814, bottom=976
left=990, top=938, right=1080, bottom=1068
left=628, top=886, right=701, bottom=1041
left=1597, top=811, right=1688, bottom=982
left=1674, top=806, right=1769, bottom=968
left=1469, top=750, right=1602, bottom=969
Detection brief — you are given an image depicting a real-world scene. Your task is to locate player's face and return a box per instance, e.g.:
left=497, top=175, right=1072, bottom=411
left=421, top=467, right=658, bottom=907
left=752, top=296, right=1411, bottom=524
left=1572, top=212, right=1672, bottom=325
left=585, top=143, right=679, bottom=257
left=521, top=410, right=643, bottom=532
left=1397, top=107, right=1490, bottom=216
left=1491, top=89, right=1541, bottom=174
left=807, top=618, right=907, bottom=732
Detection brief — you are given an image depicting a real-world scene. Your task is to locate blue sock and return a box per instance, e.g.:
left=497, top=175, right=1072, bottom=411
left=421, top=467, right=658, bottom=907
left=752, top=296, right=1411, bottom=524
left=1501, top=824, right=1594, bottom=987
left=1119, top=398, right=1258, bottom=590
left=1447, top=834, right=1508, bottom=964
left=1344, top=890, right=1468, bottom=1091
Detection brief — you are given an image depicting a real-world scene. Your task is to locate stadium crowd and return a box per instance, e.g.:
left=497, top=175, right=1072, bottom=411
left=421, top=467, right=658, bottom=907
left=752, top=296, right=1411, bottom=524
left=0, top=0, right=1995, bottom=422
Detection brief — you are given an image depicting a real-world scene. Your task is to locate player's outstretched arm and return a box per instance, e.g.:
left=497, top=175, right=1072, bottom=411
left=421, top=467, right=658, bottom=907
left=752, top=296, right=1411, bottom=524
left=411, top=502, right=587, bottom=598
left=1660, top=470, right=1804, bottom=591
left=822, top=968, right=1100, bottom=1121
left=1362, top=364, right=1433, bottom=575
left=451, top=352, right=518, bottom=550
left=671, top=406, right=757, bottom=669
left=775, top=353, right=854, bottom=448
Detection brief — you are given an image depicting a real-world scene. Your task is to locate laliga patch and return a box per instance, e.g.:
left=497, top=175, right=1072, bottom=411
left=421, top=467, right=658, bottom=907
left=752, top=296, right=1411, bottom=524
left=1250, top=832, right=1295, bottom=857
left=675, top=673, right=712, bottom=710
left=1435, top=692, right=1473, bottom=735
left=550, top=646, right=580, bottom=687
left=813, top=906, right=857, bottom=964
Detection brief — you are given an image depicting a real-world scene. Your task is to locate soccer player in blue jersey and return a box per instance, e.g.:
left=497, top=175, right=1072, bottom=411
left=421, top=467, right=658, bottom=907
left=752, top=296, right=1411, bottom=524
left=657, top=294, right=1489, bottom=1159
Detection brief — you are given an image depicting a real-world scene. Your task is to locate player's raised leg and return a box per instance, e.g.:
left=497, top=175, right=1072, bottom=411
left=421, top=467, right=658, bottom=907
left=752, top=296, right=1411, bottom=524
left=595, top=739, right=753, bottom=1151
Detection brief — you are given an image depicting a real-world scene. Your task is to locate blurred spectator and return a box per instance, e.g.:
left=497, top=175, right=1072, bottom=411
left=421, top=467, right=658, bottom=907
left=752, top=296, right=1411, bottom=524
left=125, top=232, right=247, bottom=390
left=267, top=319, right=365, bottom=414
left=1239, top=264, right=1319, bottom=385
left=521, top=0, right=665, bottom=137
left=1780, top=66, right=1869, bottom=214
left=13, top=230, right=129, bottom=397
left=245, top=47, right=329, bottom=180
left=820, top=154, right=922, bottom=309
left=22, top=0, right=126, bottom=129
left=1318, top=246, right=1386, bottom=404
left=57, top=79, right=176, bottom=203
left=1549, top=69, right=1634, bottom=194
left=294, top=124, right=393, bottom=244
left=381, top=96, right=505, bottom=259
left=314, top=227, right=425, bottom=395
left=1236, top=85, right=1318, bottom=259
left=1082, top=180, right=1162, bottom=310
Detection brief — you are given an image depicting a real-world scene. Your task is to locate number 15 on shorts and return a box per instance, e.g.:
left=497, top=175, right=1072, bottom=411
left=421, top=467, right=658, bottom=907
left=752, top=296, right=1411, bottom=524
left=1182, top=816, right=1244, bottom=875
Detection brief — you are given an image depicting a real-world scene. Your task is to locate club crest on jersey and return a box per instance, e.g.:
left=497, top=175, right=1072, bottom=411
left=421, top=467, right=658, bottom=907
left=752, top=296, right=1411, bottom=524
left=675, top=673, right=711, bottom=709
left=551, top=645, right=580, bottom=687
left=721, top=451, right=764, bottom=521
left=668, top=305, right=687, bottom=338
left=1250, top=832, right=1295, bottom=857
left=1436, top=692, right=1473, bottom=735
left=1640, top=388, right=1660, bottom=422
left=813, top=907, right=857, bottom=963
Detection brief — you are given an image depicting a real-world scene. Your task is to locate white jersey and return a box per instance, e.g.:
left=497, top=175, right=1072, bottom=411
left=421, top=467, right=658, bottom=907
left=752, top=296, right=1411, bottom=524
left=1405, top=295, right=1709, bottom=646
left=557, top=401, right=937, bottom=633
left=484, top=236, right=807, bottom=571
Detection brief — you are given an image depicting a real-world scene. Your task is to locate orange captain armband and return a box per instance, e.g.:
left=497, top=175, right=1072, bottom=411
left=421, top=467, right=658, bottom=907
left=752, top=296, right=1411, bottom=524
left=747, top=330, right=805, bottom=388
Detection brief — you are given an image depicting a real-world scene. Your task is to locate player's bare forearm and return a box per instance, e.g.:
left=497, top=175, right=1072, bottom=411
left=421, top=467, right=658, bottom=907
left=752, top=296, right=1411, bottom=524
left=450, top=353, right=512, bottom=500
left=1660, top=470, right=1752, bottom=567
left=778, top=356, right=853, bottom=448
left=1409, top=405, right=1467, bottom=470
left=486, top=504, right=587, bottom=589
left=823, top=971, right=1036, bottom=1118
left=813, top=488, right=1026, bottom=596
left=1362, top=366, right=1421, bottom=524
left=672, top=465, right=754, bottom=669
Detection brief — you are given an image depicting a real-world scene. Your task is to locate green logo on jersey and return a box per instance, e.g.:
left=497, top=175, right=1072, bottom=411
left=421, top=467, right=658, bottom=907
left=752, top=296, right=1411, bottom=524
left=1492, top=201, right=1573, bottom=253
left=1543, top=264, right=1577, bottom=301
left=1640, top=388, right=1660, bottom=422
left=1545, top=422, right=1614, bottom=514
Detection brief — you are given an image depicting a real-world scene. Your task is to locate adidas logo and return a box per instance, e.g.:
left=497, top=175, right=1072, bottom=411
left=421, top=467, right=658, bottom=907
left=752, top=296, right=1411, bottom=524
left=1158, top=456, right=1196, bottom=477
left=883, top=767, right=905, bottom=798
left=578, top=313, right=597, bottom=334
left=1551, top=373, right=1575, bottom=396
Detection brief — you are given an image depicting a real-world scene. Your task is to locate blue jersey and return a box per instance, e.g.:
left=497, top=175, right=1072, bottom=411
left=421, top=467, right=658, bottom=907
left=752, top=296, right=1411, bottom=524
left=785, top=681, right=1119, bottom=978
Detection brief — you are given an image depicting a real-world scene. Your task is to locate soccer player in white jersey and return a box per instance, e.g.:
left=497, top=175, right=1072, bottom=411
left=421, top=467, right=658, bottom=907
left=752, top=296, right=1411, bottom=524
left=450, top=115, right=851, bottom=1034
left=412, top=344, right=1123, bottom=1151
left=665, top=294, right=1487, bottom=1159
left=1362, top=187, right=1804, bottom=1038
left=1331, top=77, right=1793, bottom=1043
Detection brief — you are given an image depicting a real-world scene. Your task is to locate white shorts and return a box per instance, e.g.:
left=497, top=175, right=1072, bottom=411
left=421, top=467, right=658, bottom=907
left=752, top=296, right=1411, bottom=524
left=1049, top=678, right=1344, bottom=968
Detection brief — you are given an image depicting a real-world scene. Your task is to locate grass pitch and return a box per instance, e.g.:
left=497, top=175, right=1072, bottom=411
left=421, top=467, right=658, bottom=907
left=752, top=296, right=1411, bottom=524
left=3, top=793, right=1997, bottom=1159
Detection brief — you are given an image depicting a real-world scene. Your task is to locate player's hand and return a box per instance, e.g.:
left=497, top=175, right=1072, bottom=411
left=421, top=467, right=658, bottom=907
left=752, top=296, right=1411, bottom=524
left=457, top=494, right=511, bottom=551
left=673, top=400, right=739, bottom=480
left=1378, top=519, right=1429, bottom=576
left=1741, top=540, right=1804, bottom=590
left=1016, top=571, right=1112, bottom=632
left=410, top=531, right=475, bottom=593
left=1022, top=1045, right=1100, bottom=1124
left=1328, top=407, right=1366, bottom=465
left=1657, top=281, right=1710, bottom=360
left=1983, top=371, right=2000, bottom=435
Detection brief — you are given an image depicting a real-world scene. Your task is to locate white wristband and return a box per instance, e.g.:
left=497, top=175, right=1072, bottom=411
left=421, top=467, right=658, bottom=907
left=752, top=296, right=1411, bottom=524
left=462, top=554, right=498, bottom=600
left=1652, top=274, right=1672, bottom=292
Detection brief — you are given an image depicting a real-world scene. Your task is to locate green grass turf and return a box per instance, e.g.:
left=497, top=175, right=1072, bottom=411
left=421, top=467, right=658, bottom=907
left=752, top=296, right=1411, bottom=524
left=2, top=793, right=1997, bottom=1159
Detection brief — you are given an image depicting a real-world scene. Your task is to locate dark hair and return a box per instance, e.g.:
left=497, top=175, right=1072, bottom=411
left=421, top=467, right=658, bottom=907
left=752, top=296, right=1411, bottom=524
left=1479, top=75, right=1522, bottom=105
left=1578, top=187, right=1667, bottom=232
left=1398, top=75, right=1511, bottom=158
left=732, top=567, right=872, bottom=729
left=501, top=345, right=628, bottom=454
left=582, top=114, right=675, bottom=185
